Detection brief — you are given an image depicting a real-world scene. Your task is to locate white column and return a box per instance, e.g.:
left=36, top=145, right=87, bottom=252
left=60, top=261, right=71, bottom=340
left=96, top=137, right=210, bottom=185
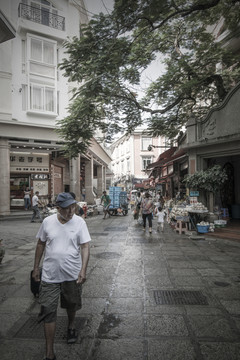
left=0, top=138, right=10, bottom=215
left=85, top=156, right=95, bottom=204
left=103, top=166, right=106, bottom=191
left=97, top=165, right=104, bottom=197
left=70, top=155, right=81, bottom=201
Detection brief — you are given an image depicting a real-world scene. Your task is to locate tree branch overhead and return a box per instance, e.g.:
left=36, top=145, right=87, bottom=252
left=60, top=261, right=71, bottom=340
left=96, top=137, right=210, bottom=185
left=57, top=0, right=240, bottom=158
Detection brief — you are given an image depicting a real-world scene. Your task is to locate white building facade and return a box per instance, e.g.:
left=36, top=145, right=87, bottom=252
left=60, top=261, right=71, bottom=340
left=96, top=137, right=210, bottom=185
left=110, top=130, right=168, bottom=190
left=0, top=0, right=111, bottom=215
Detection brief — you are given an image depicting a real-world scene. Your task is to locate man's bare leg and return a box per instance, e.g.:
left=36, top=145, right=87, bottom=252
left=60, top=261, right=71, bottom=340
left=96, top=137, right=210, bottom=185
left=66, top=309, right=78, bottom=344
left=67, top=309, right=76, bottom=329
left=44, top=322, right=56, bottom=359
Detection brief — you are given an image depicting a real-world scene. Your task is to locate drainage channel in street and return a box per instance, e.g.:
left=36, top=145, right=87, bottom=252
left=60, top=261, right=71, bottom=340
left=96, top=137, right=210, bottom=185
left=153, top=289, right=209, bottom=305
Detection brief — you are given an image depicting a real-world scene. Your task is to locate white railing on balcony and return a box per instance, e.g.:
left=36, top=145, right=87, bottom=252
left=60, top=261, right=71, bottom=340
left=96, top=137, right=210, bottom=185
left=18, top=3, right=65, bottom=31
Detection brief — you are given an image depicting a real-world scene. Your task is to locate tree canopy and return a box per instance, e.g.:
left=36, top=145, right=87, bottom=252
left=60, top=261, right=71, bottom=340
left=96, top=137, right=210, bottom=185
left=58, top=0, right=240, bottom=158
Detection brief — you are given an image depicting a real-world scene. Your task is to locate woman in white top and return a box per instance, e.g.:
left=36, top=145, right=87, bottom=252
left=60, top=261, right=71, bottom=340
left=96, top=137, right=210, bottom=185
left=141, top=192, right=154, bottom=233
left=24, top=187, right=31, bottom=210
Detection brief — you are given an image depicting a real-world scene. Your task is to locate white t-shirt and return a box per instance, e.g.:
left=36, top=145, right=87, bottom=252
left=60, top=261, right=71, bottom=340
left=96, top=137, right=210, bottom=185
left=36, top=214, right=91, bottom=283
left=32, top=194, right=39, bottom=207
left=24, top=191, right=31, bottom=199
left=156, top=210, right=165, bottom=223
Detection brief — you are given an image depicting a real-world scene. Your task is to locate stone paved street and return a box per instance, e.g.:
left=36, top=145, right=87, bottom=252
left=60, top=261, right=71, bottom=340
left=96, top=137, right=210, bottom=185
left=0, top=213, right=240, bottom=360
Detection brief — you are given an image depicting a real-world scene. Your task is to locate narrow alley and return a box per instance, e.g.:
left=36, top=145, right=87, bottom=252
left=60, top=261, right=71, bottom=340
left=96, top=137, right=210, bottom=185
left=0, top=214, right=240, bottom=360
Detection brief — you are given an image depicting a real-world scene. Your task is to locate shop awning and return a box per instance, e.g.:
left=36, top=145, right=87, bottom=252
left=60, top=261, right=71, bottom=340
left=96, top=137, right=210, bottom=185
left=147, top=148, right=187, bottom=170
left=134, top=183, right=144, bottom=189
left=162, top=149, right=187, bottom=167
left=147, top=147, right=177, bottom=169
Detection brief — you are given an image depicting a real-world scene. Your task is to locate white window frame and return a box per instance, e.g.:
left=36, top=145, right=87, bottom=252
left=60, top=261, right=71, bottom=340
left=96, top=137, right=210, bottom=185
left=26, top=34, right=57, bottom=115
left=126, top=139, right=130, bottom=153
left=127, top=158, right=130, bottom=172
left=28, top=35, right=56, bottom=77
left=141, top=137, right=152, bottom=151
left=142, top=156, right=152, bottom=170
left=121, top=142, right=124, bottom=155
left=121, top=160, right=124, bottom=173
left=22, top=40, right=26, bottom=73
left=29, top=83, right=56, bottom=113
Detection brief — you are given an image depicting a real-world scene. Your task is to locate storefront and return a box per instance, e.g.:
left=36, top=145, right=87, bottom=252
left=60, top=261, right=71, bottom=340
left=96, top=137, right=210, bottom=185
left=10, top=151, right=51, bottom=208
left=147, top=147, right=188, bottom=199
left=185, top=81, right=240, bottom=215
left=10, top=174, right=31, bottom=207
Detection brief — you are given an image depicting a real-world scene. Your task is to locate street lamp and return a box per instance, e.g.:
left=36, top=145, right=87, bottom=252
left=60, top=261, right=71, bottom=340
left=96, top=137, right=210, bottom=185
left=148, top=144, right=172, bottom=151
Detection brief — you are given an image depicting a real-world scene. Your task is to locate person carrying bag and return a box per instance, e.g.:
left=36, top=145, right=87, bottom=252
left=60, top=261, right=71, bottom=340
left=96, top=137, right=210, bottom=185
left=141, top=192, right=154, bottom=233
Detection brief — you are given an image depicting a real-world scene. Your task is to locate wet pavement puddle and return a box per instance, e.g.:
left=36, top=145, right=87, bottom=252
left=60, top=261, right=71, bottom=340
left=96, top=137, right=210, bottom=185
left=98, top=313, right=121, bottom=338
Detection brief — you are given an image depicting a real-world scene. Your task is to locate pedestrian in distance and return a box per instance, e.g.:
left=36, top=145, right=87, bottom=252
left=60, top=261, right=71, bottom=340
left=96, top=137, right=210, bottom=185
left=159, top=195, right=165, bottom=208
left=42, top=198, right=56, bottom=218
left=133, top=192, right=142, bottom=220
left=155, top=206, right=166, bottom=232
left=101, top=190, right=111, bottom=219
left=69, top=191, right=85, bottom=217
left=32, top=192, right=91, bottom=360
left=24, top=187, right=31, bottom=210
left=31, top=191, right=43, bottom=222
left=78, top=206, right=85, bottom=217
left=141, top=192, right=154, bottom=233
left=46, top=198, right=54, bottom=208
left=81, top=188, right=86, bottom=201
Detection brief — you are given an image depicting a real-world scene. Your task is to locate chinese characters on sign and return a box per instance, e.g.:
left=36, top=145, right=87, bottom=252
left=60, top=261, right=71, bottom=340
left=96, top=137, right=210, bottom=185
left=31, top=174, right=50, bottom=180
left=10, top=154, right=49, bottom=173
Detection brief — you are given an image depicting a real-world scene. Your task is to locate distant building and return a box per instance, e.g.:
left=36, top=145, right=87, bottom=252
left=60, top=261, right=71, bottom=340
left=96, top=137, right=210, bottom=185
left=110, top=130, right=168, bottom=190
left=184, top=82, right=240, bottom=213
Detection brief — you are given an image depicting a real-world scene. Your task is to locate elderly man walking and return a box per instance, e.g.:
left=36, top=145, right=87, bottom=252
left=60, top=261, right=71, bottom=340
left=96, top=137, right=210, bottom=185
left=32, top=192, right=91, bottom=360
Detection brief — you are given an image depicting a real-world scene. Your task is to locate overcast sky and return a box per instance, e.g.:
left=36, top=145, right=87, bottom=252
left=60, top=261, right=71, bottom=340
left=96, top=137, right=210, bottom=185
left=84, top=0, right=114, bottom=18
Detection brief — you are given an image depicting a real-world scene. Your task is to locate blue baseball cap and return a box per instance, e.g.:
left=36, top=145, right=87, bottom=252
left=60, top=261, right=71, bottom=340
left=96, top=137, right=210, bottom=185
left=56, top=192, right=77, bottom=208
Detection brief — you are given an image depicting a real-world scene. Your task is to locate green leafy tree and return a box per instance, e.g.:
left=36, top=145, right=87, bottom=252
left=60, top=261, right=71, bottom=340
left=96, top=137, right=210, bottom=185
left=58, top=0, right=240, bottom=157
left=183, top=165, right=228, bottom=192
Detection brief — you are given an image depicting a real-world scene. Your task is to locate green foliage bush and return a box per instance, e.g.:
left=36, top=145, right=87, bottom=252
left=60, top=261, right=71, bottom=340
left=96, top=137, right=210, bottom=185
left=183, top=165, right=228, bottom=192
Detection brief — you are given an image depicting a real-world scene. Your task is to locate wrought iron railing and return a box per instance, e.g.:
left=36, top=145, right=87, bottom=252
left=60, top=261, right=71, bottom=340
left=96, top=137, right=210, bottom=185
left=18, top=3, right=65, bottom=31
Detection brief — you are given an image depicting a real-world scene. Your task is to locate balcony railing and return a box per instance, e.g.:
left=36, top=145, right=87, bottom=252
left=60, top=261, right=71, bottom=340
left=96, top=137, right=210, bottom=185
left=18, top=3, right=65, bottom=31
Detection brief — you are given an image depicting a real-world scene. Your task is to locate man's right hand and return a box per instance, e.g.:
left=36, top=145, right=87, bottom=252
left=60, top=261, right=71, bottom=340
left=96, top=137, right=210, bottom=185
left=32, top=268, right=41, bottom=282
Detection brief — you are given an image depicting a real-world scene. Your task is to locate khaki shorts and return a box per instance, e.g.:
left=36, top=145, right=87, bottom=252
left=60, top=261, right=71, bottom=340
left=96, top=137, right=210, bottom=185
left=38, top=280, right=82, bottom=323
